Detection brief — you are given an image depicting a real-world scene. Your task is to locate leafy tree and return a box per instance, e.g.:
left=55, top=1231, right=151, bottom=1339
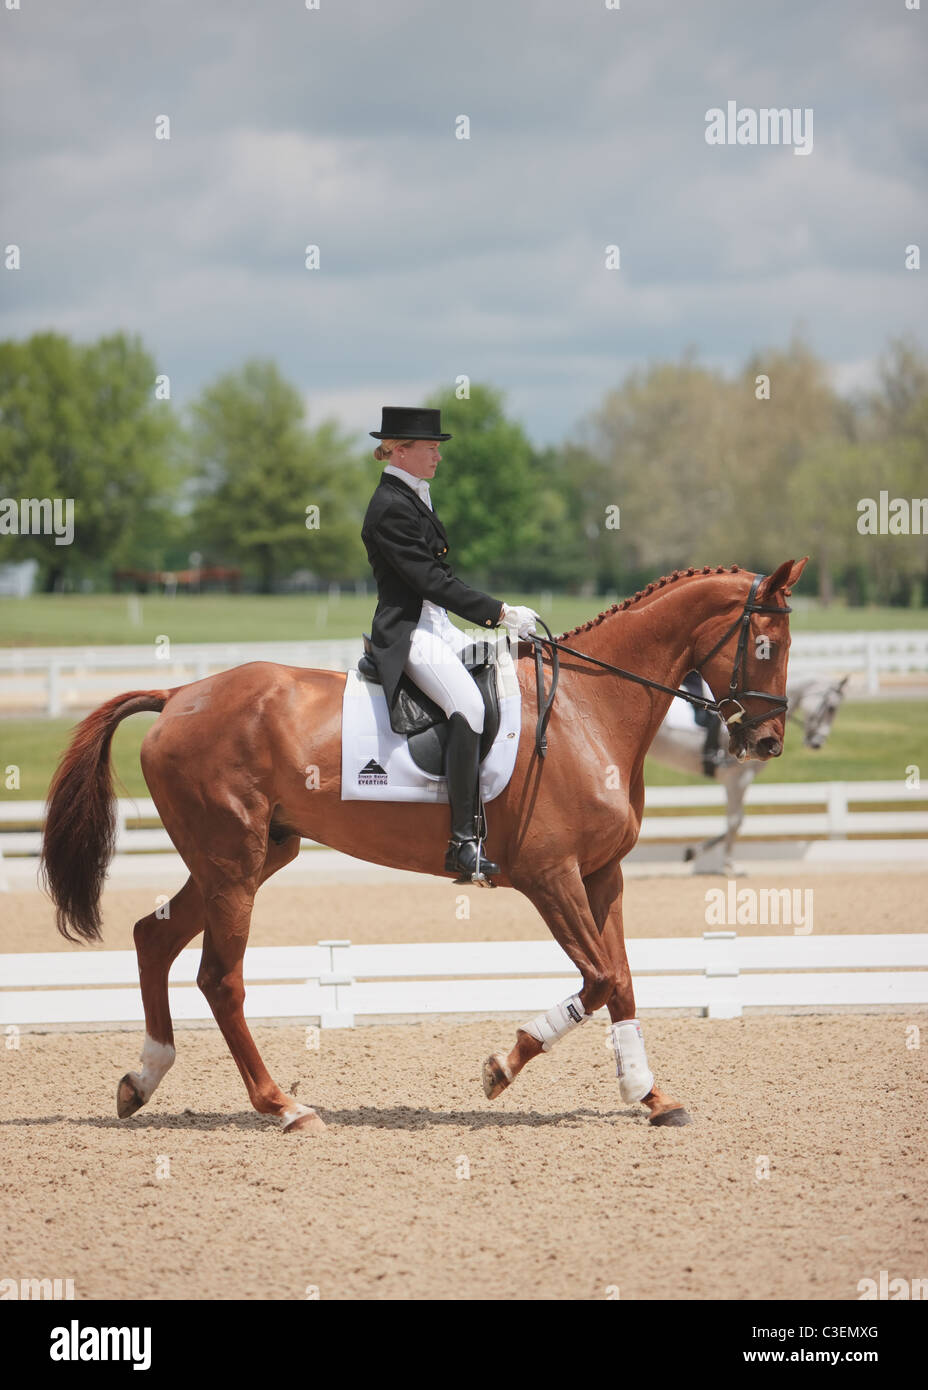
left=419, top=383, right=541, bottom=587
left=0, top=332, right=180, bottom=589
left=581, top=356, right=742, bottom=577
left=188, top=360, right=367, bottom=591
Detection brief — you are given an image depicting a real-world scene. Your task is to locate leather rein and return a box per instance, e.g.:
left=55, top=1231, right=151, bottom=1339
left=525, top=574, right=792, bottom=759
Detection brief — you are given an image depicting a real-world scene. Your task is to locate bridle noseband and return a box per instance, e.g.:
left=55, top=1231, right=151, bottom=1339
left=526, top=573, right=792, bottom=758
left=691, top=573, right=792, bottom=732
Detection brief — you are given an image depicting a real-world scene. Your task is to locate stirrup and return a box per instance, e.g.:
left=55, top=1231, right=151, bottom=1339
left=444, top=838, right=499, bottom=886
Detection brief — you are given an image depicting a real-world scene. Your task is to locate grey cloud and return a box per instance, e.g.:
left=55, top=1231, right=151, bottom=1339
left=1, top=0, right=925, bottom=446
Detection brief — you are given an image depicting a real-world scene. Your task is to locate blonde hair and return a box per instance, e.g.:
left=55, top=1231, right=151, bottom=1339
left=373, top=438, right=418, bottom=463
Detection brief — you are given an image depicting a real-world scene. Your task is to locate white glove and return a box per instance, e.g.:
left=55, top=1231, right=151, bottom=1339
left=501, top=603, right=540, bottom=641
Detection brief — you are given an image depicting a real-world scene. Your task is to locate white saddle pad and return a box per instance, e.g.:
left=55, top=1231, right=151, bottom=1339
left=340, top=632, right=522, bottom=802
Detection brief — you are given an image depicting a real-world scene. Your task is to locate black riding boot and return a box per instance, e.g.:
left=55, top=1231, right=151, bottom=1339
left=443, top=712, right=500, bottom=881
left=702, top=714, right=724, bottom=778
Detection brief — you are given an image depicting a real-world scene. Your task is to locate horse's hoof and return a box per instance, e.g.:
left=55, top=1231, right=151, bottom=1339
left=116, top=1073, right=145, bottom=1119
left=482, top=1054, right=511, bottom=1100
left=282, top=1108, right=327, bottom=1136
left=649, top=1106, right=692, bottom=1127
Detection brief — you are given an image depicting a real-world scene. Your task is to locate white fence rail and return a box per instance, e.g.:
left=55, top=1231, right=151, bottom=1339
left=2, top=781, right=926, bottom=862
left=2, top=934, right=926, bottom=1028
left=642, top=781, right=928, bottom=839
left=0, top=640, right=361, bottom=716
left=2, top=631, right=927, bottom=714
left=790, top=630, right=928, bottom=694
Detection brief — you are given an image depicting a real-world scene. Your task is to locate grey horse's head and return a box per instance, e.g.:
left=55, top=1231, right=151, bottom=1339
left=790, top=675, right=850, bottom=750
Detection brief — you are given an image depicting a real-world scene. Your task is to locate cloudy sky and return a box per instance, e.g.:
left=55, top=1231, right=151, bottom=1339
left=2, top=0, right=925, bottom=446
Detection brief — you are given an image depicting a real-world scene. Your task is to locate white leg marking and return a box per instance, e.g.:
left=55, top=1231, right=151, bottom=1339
left=490, top=1052, right=513, bottom=1081
left=127, top=1034, right=176, bottom=1103
left=280, top=1103, right=318, bottom=1128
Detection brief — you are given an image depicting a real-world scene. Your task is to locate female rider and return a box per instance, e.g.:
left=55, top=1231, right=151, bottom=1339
left=361, top=406, right=538, bottom=881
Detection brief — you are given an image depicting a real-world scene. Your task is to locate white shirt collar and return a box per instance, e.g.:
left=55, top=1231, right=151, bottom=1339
left=383, top=461, right=432, bottom=509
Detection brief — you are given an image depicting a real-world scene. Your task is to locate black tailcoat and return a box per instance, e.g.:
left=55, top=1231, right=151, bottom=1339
left=361, top=471, right=504, bottom=713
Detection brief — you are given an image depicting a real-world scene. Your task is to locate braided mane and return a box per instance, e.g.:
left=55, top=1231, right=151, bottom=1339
left=557, top=565, right=744, bottom=641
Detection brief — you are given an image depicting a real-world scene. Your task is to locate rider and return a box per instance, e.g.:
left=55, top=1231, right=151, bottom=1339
left=361, top=406, right=539, bottom=881
left=680, top=670, right=724, bottom=776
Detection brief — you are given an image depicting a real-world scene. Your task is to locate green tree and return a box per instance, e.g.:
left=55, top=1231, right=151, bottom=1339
left=189, top=360, right=367, bottom=591
left=0, top=332, right=180, bottom=589
left=581, top=355, right=742, bottom=577
left=420, top=384, right=541, bottom=588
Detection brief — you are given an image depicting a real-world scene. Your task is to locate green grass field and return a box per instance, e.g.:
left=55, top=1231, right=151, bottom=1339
left=1, top=699, right=923, bottom=802
left=1, top=592, right=927, bottom=648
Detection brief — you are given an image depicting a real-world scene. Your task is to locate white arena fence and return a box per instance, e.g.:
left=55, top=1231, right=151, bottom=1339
left=2, top=935, right=927, bottom=1029
left=1, top=630, right=927, bottom=714
left=1, top=781, right=926, bottom=864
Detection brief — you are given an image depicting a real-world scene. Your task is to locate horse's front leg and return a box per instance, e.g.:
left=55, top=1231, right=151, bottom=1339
left=585, top=859, right=692, bottom=1127
left=722, top=766, right=754, bottom=876
left=481, top=860, right=617, bottom=1100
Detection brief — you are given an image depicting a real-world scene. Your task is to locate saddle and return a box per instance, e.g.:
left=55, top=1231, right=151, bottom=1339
left=357, top=633, right=501, bottom=777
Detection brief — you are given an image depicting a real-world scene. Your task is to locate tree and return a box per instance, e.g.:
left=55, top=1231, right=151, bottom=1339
left=420, top=384, right=541, bottom=587
left=189, top=360, right=366, bottom=591
left=580, top=356, right=743, bottom=578
left=0, top=332, right=180, bottom=588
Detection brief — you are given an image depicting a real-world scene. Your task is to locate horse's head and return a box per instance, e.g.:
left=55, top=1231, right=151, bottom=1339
left=696, top=558, right=808, bottom=763
left=794, top=675, right=849, bottom=749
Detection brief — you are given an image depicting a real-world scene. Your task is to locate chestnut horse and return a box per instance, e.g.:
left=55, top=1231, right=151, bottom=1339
left=41, top=558, right=806, bottom=1134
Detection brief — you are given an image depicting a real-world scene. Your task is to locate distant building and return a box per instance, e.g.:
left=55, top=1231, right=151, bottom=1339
left=0, top=560, right=39, bottom=598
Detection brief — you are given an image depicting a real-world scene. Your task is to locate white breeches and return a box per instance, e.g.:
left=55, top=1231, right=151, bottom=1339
left=403, top=604, right=485, bottom=733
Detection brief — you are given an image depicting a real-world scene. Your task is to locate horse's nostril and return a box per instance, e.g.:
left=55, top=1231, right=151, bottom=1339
left=758, top=736, right=782, bottom=758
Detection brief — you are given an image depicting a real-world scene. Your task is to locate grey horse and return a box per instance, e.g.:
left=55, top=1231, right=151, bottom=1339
left=648, top=674, right=850, bottom=873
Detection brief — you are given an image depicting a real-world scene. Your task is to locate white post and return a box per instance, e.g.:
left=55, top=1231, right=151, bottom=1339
left=866, top=636, right=879, bottom=696
left=827, top=782, right=848, bottom=839
left=703, top=931, right=741, bottom=1018
left=48, top=660, right=61, bottom=717
left=317, top=939, right=354, bottom=1027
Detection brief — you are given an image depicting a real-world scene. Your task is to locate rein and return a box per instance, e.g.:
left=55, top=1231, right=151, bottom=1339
left=525, top=574, right=792, bottom=759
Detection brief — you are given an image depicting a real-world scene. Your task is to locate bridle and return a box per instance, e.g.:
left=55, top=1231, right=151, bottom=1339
left=691, top=573, right=792, bottom=731
left=526, top=573, right=792, bottom=758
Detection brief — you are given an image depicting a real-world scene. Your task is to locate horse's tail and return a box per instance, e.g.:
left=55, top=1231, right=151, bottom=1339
left=40, top=690, right=170, bottom=944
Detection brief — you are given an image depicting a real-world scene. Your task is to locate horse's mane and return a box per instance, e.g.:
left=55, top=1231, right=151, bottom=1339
left=558, top=565, right=744, bottom=641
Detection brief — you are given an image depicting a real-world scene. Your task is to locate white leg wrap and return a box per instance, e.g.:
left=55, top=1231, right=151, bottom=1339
left=128, top=1034, right=176, bottom=1103
left=520, top=993, right=592, bottom=1052
left=611, top=1019, right=654, bottom=1103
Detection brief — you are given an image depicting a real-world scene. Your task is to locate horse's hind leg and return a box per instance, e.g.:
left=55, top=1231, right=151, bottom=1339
left=196, top=839, right=325, bottom=1135
left=117, top=876, right=206, bottom=1118
left=116, top=833, right=303, bottom=1121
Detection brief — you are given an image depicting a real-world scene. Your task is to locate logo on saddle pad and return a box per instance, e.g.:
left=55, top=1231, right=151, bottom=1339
left=358, top=758, right=388, bottom=787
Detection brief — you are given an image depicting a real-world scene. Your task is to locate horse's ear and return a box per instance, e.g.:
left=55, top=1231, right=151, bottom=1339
left=839, top=674, right=850, bottom=692
left=758, top=556, right=808, bottom=602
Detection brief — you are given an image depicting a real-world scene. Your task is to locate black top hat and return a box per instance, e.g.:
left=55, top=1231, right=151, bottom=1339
left=370, top=406, right=451, bottom=441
